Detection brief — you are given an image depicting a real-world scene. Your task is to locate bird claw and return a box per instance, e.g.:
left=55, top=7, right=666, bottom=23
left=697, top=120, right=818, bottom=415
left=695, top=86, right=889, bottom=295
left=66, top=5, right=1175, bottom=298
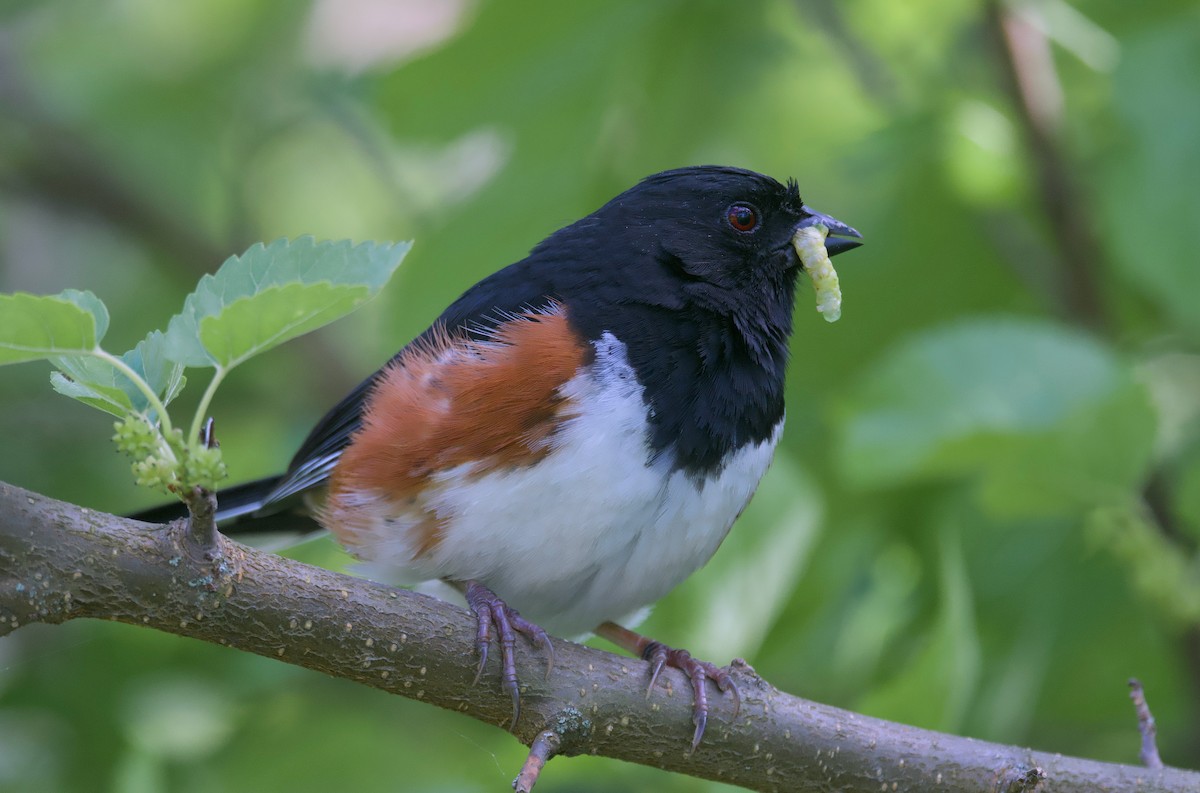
left=465, top=582, right=553, bottom=731
left=641, top=641, right=741, bottom=751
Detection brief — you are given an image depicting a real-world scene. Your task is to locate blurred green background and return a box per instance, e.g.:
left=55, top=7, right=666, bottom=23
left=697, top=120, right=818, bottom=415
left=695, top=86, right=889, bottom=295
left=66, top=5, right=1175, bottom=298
left=2, top=0, right=1198, bottom=791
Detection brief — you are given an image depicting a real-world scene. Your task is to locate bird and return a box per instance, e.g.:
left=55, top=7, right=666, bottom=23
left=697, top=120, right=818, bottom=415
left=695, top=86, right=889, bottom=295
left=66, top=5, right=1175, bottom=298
left=135, top=165, right=863, bottom=749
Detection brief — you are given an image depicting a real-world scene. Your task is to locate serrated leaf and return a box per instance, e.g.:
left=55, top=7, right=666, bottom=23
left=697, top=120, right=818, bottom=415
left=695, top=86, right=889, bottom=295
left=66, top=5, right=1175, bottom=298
left=0, top=290, right=108, bottom=365
left=199, top=282, right=371, bottom=368
left=164, top=237, right=411, bottom=368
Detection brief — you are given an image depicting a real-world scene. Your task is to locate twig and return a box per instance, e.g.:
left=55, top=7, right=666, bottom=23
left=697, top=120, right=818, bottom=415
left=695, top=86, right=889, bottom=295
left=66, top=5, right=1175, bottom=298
left=1129, top=678, right=1166, bottom=769
left=512, top=730, right=561, bottom=792
left=181, top=487, right=220, bottom=550
left=2, top=482, right=1199, bottom=792
left=984, top=0, right=1108, bottom=332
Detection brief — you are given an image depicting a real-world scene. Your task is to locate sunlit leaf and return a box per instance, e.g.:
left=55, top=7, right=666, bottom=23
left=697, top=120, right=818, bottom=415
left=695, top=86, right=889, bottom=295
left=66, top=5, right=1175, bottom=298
left=164, top=237, right=411, bottom=368
left=0, top=290, right=108, bottom=365
left=199, top=282, right=371, bottom=369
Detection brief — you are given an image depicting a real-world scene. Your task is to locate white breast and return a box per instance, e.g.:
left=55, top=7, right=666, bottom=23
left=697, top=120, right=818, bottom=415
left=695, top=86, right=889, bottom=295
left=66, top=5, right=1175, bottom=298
left=348, top=332, right=782, bottom=636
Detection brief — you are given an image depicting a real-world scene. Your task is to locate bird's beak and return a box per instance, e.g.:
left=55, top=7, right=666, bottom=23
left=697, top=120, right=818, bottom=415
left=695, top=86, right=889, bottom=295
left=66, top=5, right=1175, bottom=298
left=796, top=207, right=863, bottom=257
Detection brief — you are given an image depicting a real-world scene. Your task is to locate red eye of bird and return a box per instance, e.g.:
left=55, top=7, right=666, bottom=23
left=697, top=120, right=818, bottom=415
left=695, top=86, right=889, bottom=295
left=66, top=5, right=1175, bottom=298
left=727, top=203, right=758, bottom=232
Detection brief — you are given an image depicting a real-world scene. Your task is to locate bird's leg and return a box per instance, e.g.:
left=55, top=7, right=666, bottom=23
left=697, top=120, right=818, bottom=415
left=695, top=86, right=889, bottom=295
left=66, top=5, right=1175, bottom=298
left=462, top=581, right=554, bottom=731
left=594, top=621, right=740, bottom=751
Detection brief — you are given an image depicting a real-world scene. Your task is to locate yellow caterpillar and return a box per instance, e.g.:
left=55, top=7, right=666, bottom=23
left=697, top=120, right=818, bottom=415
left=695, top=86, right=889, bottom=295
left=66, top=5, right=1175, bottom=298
left=793, top=223, right=842, bottom=323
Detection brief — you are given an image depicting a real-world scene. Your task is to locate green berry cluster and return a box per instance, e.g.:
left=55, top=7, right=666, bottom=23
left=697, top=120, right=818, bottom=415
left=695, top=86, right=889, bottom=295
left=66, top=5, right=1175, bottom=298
left=112, top=416, right=226, bottom=495
left=184, top=444, right=227, bottom=491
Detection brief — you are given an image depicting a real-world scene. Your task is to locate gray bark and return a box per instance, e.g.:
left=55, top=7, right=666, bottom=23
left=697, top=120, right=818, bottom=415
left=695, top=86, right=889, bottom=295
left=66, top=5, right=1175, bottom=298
left=2, top=481, right=1197, bottom=792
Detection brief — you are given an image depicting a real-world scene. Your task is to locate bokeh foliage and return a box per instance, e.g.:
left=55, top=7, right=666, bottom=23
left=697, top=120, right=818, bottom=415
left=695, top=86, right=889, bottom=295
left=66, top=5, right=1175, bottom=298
left=1, top=0, right=1198, bottom=791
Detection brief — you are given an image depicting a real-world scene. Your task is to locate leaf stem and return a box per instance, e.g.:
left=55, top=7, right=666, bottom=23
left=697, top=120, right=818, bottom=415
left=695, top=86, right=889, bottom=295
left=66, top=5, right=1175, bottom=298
left=190, top=366, right=227, bottom=445
left=91, top=348, right=174, bottom=436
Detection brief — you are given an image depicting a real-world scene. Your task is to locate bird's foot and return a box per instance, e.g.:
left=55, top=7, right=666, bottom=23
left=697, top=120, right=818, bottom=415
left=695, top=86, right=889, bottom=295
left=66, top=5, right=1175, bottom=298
left=643, top=641, right=741, bottom=751
left=596, top=621, right=741, bottom=751
left=464, top=581, right=555, bottom=731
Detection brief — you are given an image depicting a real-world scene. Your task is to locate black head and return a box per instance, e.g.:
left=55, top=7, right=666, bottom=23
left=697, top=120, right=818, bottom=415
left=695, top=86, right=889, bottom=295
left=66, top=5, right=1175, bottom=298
left=544, top=166, right=857, bottom=364
left=582, top=166, right=860, bottom=308
left=606, top=166, right=808, bottom=292
left=527, top=166, right=860, bottom=339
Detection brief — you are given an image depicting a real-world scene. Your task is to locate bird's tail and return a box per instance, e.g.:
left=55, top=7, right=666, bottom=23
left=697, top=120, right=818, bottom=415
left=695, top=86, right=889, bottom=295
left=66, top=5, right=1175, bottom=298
left=126, top=475, right=322, bottom=536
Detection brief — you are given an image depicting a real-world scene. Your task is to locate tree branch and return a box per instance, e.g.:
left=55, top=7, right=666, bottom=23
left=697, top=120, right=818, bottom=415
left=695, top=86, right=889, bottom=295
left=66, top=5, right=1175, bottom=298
left=984, top=0, right=1109, bottom=334
left=2, top=481, right=1197, bottom=793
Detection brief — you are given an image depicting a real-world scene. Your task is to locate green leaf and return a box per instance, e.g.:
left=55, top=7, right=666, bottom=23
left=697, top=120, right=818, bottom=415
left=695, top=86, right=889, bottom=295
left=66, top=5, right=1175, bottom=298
left=164, top=237, right=411, bottom=368
left=49, top=369, right=133, bottom=417
left=198, top=282, right=371, bottom=369
left=124, top=330, right=187, bottom=409
left=51, top=331, right=186, bottom=418
left=837, top=318, right=1156, bottom=515
left=50, top=361, right=135, bottom=417
left=0, top=289, right=108, bottom=365
left=62, top=289, right=110, bottom=340
left=839, top=318, right=1117, bottom=482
